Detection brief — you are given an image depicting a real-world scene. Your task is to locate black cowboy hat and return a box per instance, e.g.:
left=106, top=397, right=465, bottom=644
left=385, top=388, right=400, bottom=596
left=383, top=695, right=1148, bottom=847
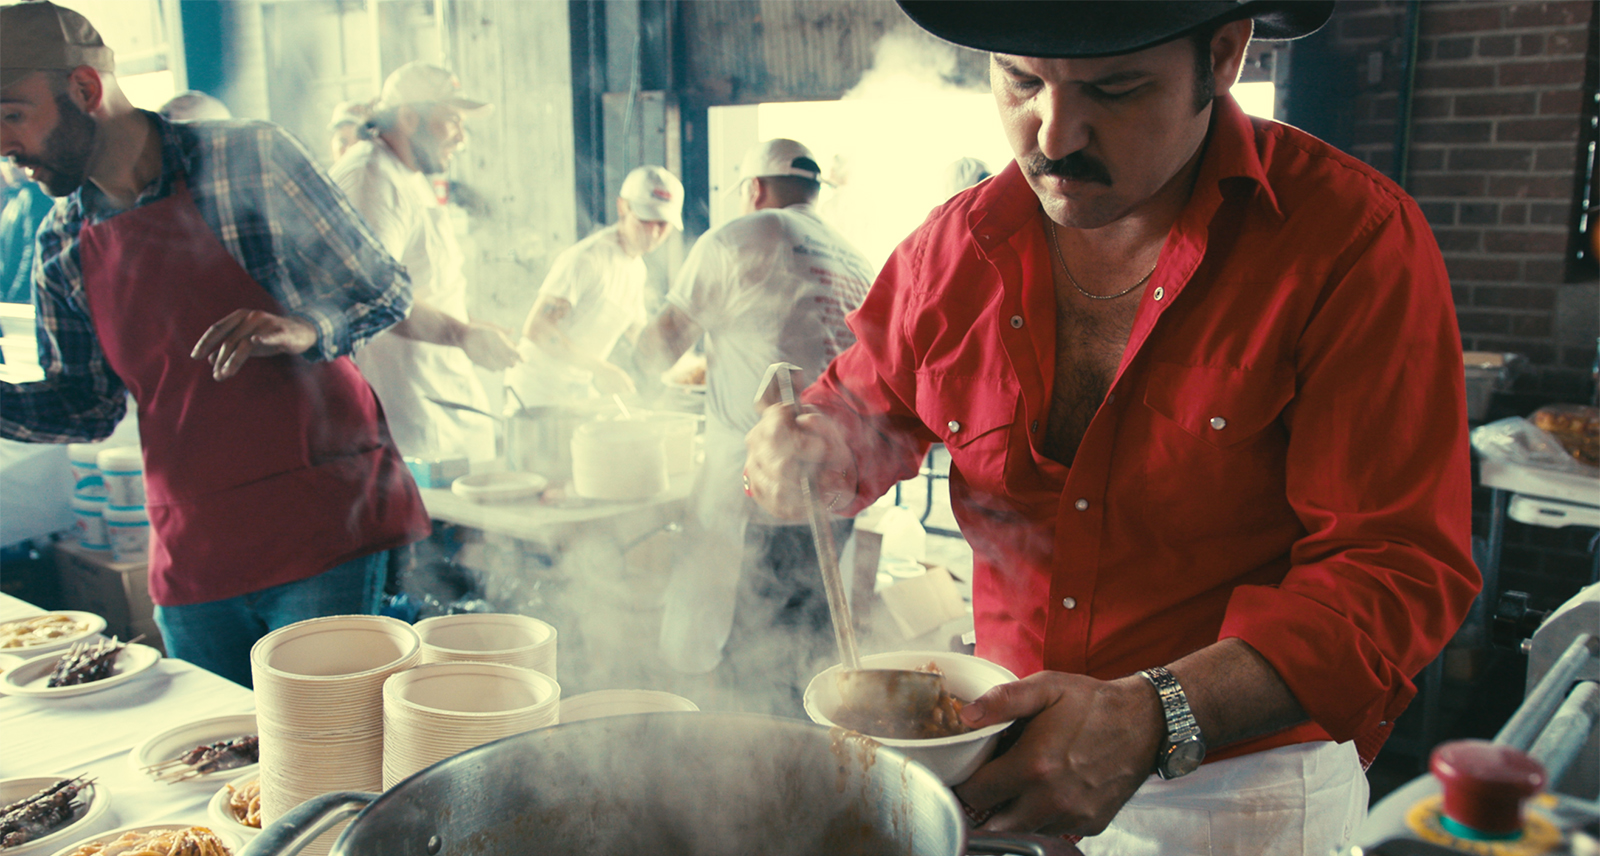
left=895, top=1, right=1336, bottom=59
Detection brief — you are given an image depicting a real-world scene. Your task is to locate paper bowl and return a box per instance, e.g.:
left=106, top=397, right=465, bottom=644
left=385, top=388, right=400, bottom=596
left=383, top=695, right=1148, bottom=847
left=0, top=776, right=110, bottom=856
left=803, top=650, right=1019, bottom=785
left=558, top=689, right=699, bottom=723
left=415, top=613, right=557, bottom=676
left=251, top=615, right=419, bottom=681
left=207, top=773, right=261, bottom=838
left=46, top=822, right=239, bottom=856
left=385, top=661, right=560, bottom=718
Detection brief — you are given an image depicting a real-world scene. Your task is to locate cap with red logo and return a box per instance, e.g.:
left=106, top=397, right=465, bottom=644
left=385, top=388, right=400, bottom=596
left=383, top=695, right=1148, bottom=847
left=619, top=165, right=684, bottom=231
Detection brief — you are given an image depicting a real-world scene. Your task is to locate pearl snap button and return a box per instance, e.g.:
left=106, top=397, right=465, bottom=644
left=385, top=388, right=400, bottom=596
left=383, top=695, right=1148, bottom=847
left=1010, top=315, right=1023, bottom=328
left=1061, top=597, right=1077, bottom=609
left=1074, top=498, right=1089, bottom=511
left=1153, top=286, right=1165, bottom=301
left=1210, top=416, right=1227, bottom=430
left=947, top=420, right=962, bottom=433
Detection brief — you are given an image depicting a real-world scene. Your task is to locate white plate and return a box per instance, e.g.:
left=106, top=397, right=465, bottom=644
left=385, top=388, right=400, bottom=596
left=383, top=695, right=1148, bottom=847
left=0, top=775, right=111, bottom=856
left=45, top=822, right=240, bottom=856
left=1, top=643, right=161, bottom=698
left=450, top=471, right=548, bottom=504
left=0, top=612, right=107, bottom=656
left=130, top=713, right=258, bottom=783
left=0, top=652, right=24, bottom=674
left=206, top=773, right=261, bottom=838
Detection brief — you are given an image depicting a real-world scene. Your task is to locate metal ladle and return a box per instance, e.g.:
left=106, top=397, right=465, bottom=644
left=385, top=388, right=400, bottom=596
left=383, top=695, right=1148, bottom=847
left=756, top=362, right=944, bottom=726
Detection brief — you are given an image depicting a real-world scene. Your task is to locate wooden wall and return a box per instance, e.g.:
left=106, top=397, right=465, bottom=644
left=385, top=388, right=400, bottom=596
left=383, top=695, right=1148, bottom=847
left=446, top=0, right=580, bottom=339
left=676, top=0, right=988, bottom=106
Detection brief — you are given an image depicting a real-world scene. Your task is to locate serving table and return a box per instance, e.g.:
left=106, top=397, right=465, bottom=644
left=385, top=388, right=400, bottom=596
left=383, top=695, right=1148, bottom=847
left=0, top=592, right=254, bottom=845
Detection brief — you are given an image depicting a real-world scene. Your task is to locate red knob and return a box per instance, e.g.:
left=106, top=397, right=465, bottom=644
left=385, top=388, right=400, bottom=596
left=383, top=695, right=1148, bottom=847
left=1430, top=740, right=1547, bottom=838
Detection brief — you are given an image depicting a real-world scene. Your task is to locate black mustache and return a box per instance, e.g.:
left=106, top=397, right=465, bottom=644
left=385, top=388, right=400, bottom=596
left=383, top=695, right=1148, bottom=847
left=1023, top=152, right=1112, bottom=186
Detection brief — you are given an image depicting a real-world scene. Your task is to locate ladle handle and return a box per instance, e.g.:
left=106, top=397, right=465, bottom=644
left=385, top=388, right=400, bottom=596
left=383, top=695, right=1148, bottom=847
left=772, top=363, right=860, bottom=672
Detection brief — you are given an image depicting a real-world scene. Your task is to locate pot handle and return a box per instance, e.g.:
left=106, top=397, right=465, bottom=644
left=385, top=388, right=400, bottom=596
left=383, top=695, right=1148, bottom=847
left=967, top=832, right=1084, bottom=856
left=239, top=791, right=378, bottom=856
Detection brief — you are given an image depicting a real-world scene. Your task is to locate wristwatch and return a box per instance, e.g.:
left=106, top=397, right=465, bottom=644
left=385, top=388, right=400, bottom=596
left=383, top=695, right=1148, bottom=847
left=1138, top=666, right=1206, bottom=779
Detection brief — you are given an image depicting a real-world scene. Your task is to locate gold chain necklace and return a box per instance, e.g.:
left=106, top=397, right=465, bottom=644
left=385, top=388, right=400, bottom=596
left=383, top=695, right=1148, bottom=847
left=1044, top=215, right=1159, bottom=301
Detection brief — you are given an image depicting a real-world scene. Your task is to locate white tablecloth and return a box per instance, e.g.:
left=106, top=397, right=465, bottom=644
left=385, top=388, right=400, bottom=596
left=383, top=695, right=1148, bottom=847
left=0, top=592, right=255, bottom=845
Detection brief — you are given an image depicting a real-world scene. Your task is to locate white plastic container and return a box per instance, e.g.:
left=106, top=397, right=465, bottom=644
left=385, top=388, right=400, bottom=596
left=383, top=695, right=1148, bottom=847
left=569, top=420, right=668, bottom=501
left=67, top=443, right=107, bottom=499
left=97, top=446, right=145, bottom=507
left=71, top=495, right=110, bottom=550
left=105, top=504, right=151, bottom=563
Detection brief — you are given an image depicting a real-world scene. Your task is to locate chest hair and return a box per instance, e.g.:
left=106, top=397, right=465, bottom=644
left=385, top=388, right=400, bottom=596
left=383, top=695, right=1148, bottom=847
left=1041, top=291, right=1139, bottom=466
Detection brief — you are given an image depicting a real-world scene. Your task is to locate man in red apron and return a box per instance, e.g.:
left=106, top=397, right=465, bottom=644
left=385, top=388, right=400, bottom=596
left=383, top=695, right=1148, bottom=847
left=1, top=2, right=430, bottom=687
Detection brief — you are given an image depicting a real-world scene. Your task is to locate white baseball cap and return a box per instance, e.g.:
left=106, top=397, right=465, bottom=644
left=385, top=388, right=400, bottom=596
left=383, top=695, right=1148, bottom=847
left=376, top=61, right=491, bottom=117
left=619, top=165, right=684, bottom=231
left=738, top=139, right=824, bottom=183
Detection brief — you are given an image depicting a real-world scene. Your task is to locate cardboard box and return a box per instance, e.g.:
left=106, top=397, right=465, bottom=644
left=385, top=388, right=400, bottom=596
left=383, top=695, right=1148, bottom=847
left=55, top=538, right=164, bottom=653
left=879, top=563, right=969, bottom=641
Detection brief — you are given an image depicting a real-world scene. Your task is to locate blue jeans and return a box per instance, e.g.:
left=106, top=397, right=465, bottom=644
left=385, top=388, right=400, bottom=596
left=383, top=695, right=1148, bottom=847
left=154, top=551, right=389, bottom=687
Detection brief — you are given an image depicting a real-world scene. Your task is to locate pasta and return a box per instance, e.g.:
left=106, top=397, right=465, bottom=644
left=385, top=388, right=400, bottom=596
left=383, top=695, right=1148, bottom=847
left=62, top=826, right=231, bottom=856
left=226, top=779, right=261, bottom=828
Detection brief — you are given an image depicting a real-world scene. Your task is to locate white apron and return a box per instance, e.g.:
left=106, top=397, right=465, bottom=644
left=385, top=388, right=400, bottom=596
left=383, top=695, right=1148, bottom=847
left=658, top=420, right=749, bottom=674
left=1076, top=740, right=1368, bottom=856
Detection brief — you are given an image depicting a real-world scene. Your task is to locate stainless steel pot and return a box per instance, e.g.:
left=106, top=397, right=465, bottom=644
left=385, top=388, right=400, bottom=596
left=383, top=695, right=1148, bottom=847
left=241, top=712, right=1077, bottom=856
left=428, top=398, right=608, bottom=481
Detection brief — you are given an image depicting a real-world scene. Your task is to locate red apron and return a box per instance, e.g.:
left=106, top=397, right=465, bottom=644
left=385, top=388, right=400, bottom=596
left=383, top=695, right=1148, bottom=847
left=77, top=180, right=429, bottom=606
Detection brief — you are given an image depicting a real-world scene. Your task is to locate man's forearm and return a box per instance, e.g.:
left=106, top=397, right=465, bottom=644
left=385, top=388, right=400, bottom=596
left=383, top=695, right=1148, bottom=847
left=1167, top=637, right=1308, bottom=750
left=388, top=301, right=467, bottom=348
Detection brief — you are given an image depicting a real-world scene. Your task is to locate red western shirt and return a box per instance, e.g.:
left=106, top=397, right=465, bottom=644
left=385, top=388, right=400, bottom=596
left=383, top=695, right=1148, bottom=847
left=809, top=95, right=1479, bottom=765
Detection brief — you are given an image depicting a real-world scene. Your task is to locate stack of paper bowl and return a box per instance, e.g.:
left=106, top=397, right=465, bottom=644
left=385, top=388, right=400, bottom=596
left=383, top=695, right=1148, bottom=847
left=381, top=662, right=560, bottom=788
left=414, top=613, right=557, bottom=679
left=557, top=689, right=699, bottom=723
left=250, top=615, right=421, bottom=856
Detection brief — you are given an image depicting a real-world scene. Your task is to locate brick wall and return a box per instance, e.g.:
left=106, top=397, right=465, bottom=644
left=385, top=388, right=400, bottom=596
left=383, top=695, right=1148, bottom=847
left=1287, top=2, right=1600, bottom=615
left=1305, top=0, right=1598, bottom=399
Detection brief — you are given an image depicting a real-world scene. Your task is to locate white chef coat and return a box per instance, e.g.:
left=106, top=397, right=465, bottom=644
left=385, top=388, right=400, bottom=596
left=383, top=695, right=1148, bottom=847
left=504, top=224, right=648, bottom=409
left=657, top=202, right=874, bottom=673
left=330, top=139, right=494, bottom=462
left=1076, top=740, right=1368, bottom=856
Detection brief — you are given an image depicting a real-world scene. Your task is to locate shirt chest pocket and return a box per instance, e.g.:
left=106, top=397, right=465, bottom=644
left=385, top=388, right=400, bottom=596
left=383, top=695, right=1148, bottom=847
left=1142, top=362, right=1296, bottom=449
left=914, top=372, right=1019, bottom=492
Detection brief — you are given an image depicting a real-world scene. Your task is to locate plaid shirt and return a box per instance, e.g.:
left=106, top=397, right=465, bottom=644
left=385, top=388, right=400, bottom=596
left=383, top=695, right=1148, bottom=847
left=1, top=112, right=411, bottom=443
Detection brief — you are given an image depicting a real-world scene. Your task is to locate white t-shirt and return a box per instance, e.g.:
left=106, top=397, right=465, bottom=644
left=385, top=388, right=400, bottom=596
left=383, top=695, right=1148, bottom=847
left=330, top=139, right=494, bottom=462
left=666, top=203, right=872, bottom=436
left=657, top=202, right=874, bottom=674
left=505, top=224, right=648, bottom=408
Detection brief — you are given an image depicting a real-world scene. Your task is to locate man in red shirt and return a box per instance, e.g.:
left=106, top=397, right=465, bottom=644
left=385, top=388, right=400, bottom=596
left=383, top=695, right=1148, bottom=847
left=745, top=2, right=1480, bottom=852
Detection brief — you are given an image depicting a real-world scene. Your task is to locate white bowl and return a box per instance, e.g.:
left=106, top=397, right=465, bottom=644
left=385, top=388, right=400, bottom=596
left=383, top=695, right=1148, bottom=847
left=803, top=650, right=1019, bottom=785
left=130, top=713, right=258, bottom=783
left=557, top=689, right=699, bottom=723
left=2, top=643, right=161, bottom=698
left=415, top=613, right=557, bottom=676
left=207, top=773, right=261, bottom=838
left=0, top=611, right=107, bottom=656
left=0, top=776, right=110, bottom=856
left=46, top=822, right=239, bottom=856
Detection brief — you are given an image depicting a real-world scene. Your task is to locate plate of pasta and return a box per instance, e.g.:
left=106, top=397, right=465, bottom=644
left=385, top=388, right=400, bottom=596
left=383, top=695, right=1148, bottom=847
left=206, top=774, right=260, bottom=838
left=47, top=823, right=238, bottom=856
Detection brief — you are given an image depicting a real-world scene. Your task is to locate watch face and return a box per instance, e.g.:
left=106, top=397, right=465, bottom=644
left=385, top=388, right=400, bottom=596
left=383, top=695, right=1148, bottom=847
left=1165, top=739, right=1206, bottom=778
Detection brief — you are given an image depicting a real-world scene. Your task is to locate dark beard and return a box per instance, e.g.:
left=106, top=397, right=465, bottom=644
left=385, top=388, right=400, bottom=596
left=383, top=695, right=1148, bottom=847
left=10, top=93, right=98, bottom=197
left=1021, top=150, right=1112, bottom=187
left=410, top=121, right=445, bottom=175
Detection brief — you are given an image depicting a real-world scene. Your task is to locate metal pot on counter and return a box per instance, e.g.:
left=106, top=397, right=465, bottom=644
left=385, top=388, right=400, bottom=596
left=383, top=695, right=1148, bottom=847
left=241, top=712, right=1077, bottom=856
left=428, top=398, right=614, bottom=482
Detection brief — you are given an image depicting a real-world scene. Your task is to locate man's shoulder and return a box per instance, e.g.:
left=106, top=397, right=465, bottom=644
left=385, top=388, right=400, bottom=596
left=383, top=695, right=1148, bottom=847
left=1252, top=118, right=1410, bottom=222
